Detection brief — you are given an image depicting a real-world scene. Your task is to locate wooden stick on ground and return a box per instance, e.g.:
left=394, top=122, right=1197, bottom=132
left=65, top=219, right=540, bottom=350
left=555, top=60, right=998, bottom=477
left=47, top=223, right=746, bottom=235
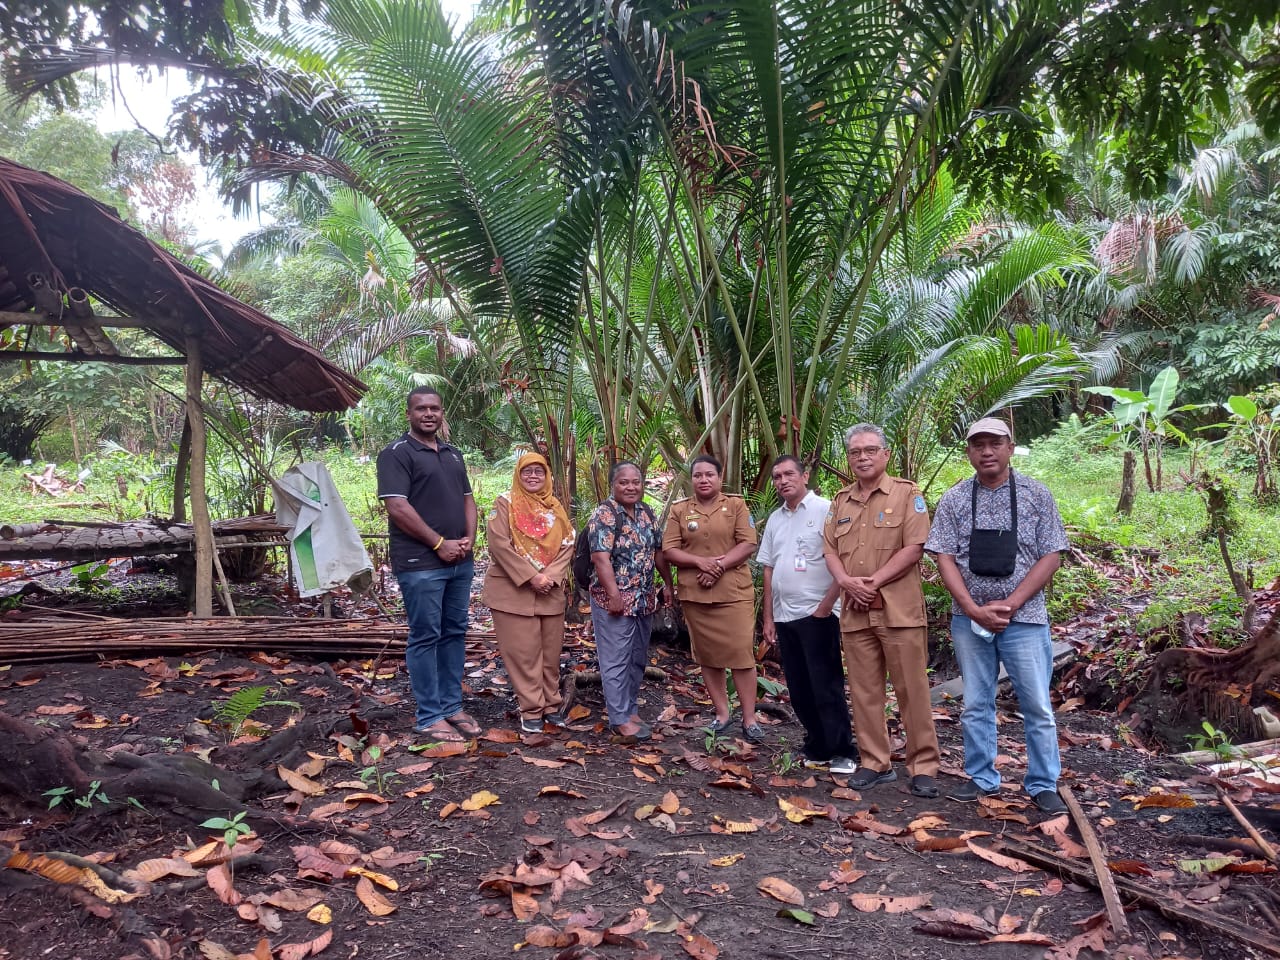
left=1217, top=786, right=1280, bottom=864
left=1060, top=784, right=1131, bottom=938
left=996, top=837, right=1280, bottom=958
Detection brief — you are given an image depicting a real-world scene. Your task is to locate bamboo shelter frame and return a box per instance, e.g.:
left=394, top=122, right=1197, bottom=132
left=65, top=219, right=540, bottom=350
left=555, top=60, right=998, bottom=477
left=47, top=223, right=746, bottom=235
left=0, top=158, right=366, bottom=616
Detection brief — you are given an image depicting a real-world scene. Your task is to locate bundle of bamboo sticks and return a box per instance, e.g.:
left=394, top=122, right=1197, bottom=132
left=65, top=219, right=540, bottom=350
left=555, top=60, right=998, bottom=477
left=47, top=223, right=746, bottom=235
left=0, top=615, right=496, bottom=663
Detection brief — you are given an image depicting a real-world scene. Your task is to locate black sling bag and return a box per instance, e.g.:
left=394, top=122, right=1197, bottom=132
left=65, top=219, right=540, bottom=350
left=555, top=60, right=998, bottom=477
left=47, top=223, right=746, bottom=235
left=967, top=473, right=1018, bottom=578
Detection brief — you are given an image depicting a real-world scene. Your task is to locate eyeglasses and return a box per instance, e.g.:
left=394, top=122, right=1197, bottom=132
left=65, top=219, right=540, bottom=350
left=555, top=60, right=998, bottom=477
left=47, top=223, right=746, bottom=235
left=846, top=446, right=883, bottom=459
left=519, top=467, right=546, bottom=476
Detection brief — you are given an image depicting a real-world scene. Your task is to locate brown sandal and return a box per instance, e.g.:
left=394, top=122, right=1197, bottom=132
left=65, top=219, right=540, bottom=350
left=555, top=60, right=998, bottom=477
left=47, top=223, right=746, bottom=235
left=415, top=719, right=464, bottom=742
left=446, top=711, right=482, bottom=737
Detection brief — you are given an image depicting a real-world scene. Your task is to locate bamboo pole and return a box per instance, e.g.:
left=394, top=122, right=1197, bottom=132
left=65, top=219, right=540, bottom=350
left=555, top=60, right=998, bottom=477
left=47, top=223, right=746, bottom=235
left=185, top=334, right=214, bottom=617
left=173, top=407, right=192, bottom=523
left=1060, top=785, right=1131, bottom=938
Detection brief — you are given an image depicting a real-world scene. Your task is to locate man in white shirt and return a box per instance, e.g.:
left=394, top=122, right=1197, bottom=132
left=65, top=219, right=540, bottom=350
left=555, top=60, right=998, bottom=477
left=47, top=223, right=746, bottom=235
left=758, top=456, right=858, bottom=773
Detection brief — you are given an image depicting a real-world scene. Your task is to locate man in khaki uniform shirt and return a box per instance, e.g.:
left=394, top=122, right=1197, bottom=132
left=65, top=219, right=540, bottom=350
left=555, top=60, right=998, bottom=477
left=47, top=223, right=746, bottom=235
left=823, top=423, right=940, bottom=798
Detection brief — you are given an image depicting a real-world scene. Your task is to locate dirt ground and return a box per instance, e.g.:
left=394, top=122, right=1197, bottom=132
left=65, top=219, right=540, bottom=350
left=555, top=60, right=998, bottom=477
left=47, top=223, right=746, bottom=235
left=0, top=567, right=1277, bottom=960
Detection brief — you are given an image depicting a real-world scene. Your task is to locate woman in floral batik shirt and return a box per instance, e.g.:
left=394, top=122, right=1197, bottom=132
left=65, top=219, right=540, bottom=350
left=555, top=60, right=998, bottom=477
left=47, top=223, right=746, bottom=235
left=588, top=461, right=672, bottom=742
left=483, top=452, right=575, bottom=734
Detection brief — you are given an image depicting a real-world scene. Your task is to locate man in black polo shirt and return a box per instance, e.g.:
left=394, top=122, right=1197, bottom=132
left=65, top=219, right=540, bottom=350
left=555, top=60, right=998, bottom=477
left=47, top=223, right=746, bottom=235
left=376, top=387, right=480, bottom=741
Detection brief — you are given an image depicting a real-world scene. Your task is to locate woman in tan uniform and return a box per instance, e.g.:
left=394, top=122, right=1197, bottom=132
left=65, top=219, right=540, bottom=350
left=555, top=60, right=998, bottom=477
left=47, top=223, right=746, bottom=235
left=483, top=452, right=574, bottom=734
left=662, top=455, right=762, bottom=741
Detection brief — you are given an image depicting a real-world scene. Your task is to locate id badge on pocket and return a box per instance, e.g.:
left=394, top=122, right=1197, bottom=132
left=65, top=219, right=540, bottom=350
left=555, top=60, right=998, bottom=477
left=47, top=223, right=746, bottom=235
left=793, top=555, right=808, bottom=572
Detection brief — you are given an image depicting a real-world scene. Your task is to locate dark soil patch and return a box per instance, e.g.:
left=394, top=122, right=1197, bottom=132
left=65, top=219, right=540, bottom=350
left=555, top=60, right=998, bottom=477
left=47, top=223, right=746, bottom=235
left=0, top=570, right=1276, bottom=959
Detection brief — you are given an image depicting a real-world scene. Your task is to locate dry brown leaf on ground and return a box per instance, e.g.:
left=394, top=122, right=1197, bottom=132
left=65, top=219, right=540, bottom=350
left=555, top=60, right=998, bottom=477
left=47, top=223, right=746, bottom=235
left=461, top=789, right=500, bottom=811
left=848, top=892, right=932, bottom=913
left=660, top=791, right=681, bottom=814
left=913, top=907, right=995, bottom=934
left=276, top=928, right=333, bottom=960
left=524, top=756, right=567, bottom=768
left=813, top=901, right=840, bottom=918
left=483, top=728, right=520, bottom=743
left=414, top=740, right=470, bottom=758
left=206, top=863, right=241, bottom=905
left=914, top=835, right=969, bottom=853
left=278, top=764, right=326, bottom=796
left=236, top=902, right=283, bottom=933
left=909, top=815, right=948, bottom=831
left=522, top=925, right=576, bottom=948
left=1133, top=793, right=1195, bottom=809
left=511, top=889, right=540, bottom=920
left=366, top=847, right=423, bottom=869
left=607, top=907, right=650, bottom=935
left=757, top=876, right=804, bottom=905
left=579, top=799, right=628, bottom=825
left=633, top=766, right=657, bottom=782
left=1106, top=860, right=1152, bottom=876
left=306, top=903, right=332, bottom=924
left=196, top=939, right=237, bottom=960
left=987, top=932, right=1057, bottom=946
left=641, top=879, right=664, bottom=904
left=777, top=797, right=826, bottom=823
left=182, top=840, right=223, bottom=866
left=318, top=840, right=361, bottom=863
left=540, top=785, right=586, bottom=799
left=291, top=846, right=351, bottom=880
left=438, top=801, right=460, bottom=819
left=346, top=866, right=399, bottom=890
left=256, top=888, right=325, bottom=911
left=709, top=853, right=744, bottom=867
left=913, top=920, right=988, bottom=941
left=355, top=876, right=396, bottom=916
left=681, top=932, right=719, bottom=959
left=967, top=841, right=1037, bottom=873
left=1045, top=919, right=1111, bottom=960
left=127, top=857, right=201, bottom=882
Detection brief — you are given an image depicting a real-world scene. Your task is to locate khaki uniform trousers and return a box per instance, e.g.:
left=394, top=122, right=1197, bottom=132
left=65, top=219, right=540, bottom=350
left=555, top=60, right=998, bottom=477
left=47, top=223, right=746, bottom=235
left=491, top=609, right=565, bottom=721
left=841, top=620, right=939, bottom=777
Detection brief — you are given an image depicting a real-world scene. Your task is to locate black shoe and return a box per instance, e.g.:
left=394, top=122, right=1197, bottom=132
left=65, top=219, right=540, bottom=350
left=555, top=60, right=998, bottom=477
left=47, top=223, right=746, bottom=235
left=742, top=722, right=765, bottom=743
left=520, top=717, right=544, bottom=734
left=706, top=716, right=733, bottom=734
left=847, top=766, right=897, bottom=789
left=946, top=779, right=999, bottom=802
left=543, top=711, right=569, bottom=728
left=909, top=774, right=940, bottom=798
left=1028, top=789, right=1067, bottom=814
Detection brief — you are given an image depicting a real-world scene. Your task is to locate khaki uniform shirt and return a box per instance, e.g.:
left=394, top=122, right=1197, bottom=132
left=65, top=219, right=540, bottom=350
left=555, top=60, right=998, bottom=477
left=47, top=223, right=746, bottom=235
left=662, top=493, right=757, bottom=603
left=822, top=473, right=930, bottom=630
left=481, top=495, right=573, bottom=617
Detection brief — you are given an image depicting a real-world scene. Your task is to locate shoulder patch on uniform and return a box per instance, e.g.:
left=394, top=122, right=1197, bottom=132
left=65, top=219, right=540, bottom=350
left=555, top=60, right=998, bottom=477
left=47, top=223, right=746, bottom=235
left=748, top=515, right=756, bottom=527
left=914, top=495, right=926, bottom=513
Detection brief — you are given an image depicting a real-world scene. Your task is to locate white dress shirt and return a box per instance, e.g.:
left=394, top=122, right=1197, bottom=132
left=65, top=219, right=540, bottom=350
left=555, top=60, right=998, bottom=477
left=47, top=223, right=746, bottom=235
left=757, top=490, right=840, bottom=623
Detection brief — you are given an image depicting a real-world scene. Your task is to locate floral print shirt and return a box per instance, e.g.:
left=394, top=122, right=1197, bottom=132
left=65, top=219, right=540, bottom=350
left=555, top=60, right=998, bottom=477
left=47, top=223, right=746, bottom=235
left=587, top=498, right=661, bottom=617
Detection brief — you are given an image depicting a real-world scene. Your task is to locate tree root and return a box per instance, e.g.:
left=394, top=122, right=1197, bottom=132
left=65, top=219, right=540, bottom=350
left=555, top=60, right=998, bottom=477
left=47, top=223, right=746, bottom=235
left=1132, top=609, right=1280, bottom=744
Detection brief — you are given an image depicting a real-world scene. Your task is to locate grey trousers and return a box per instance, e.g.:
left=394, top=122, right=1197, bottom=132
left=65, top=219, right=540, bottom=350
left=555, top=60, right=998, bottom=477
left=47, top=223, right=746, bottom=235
left=590, top=600, right=653, bottom=726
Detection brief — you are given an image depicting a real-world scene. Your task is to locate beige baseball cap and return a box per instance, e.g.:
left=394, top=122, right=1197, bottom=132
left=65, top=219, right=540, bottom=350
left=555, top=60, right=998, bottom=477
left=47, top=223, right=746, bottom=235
left=965, top=417, right=1012, bottom=440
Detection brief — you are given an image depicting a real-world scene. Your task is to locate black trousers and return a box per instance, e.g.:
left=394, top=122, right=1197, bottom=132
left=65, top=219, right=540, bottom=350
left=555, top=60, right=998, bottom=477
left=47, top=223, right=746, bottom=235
left=776, top=614, right=857, bottom=762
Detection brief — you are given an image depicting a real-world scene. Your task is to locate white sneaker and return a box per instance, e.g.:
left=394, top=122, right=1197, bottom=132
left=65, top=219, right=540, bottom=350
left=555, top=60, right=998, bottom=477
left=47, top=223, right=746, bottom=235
left=829, top=756, right=859, bottom=775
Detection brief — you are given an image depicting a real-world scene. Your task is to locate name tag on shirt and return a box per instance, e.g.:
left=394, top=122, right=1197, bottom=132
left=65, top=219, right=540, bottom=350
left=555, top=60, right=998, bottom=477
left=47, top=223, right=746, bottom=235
left=793, top=555, right=808, bottom=572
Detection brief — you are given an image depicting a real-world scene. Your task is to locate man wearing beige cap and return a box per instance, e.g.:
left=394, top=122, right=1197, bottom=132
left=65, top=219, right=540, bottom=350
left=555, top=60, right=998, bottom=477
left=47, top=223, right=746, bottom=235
left=925, top=416, right=1069, bottom=814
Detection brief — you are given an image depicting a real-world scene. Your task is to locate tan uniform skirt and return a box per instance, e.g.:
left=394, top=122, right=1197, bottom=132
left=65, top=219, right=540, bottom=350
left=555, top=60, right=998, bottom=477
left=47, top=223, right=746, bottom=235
left=682, top=600, right=756, bottom=669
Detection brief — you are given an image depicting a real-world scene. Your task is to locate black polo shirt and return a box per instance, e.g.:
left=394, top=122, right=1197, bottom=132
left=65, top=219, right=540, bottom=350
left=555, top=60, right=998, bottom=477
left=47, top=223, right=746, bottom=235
left=376, top=432, right=472, bottom=572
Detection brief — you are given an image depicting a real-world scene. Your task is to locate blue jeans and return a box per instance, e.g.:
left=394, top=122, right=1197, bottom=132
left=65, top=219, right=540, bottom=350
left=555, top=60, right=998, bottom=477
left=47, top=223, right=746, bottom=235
left=398, top=560, right=474, bottom=728
left=951, top=616, right=1060, bottom=795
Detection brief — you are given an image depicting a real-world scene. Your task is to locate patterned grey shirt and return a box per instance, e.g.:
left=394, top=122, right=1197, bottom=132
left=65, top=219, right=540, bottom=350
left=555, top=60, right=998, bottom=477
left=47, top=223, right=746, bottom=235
left=924, top=470, right=1069, bottom=625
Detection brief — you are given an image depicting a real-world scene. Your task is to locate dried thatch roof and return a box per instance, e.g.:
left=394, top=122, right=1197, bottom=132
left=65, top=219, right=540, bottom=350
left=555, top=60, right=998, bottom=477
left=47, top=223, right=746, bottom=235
left=0, top=158, right=365, bottom=412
